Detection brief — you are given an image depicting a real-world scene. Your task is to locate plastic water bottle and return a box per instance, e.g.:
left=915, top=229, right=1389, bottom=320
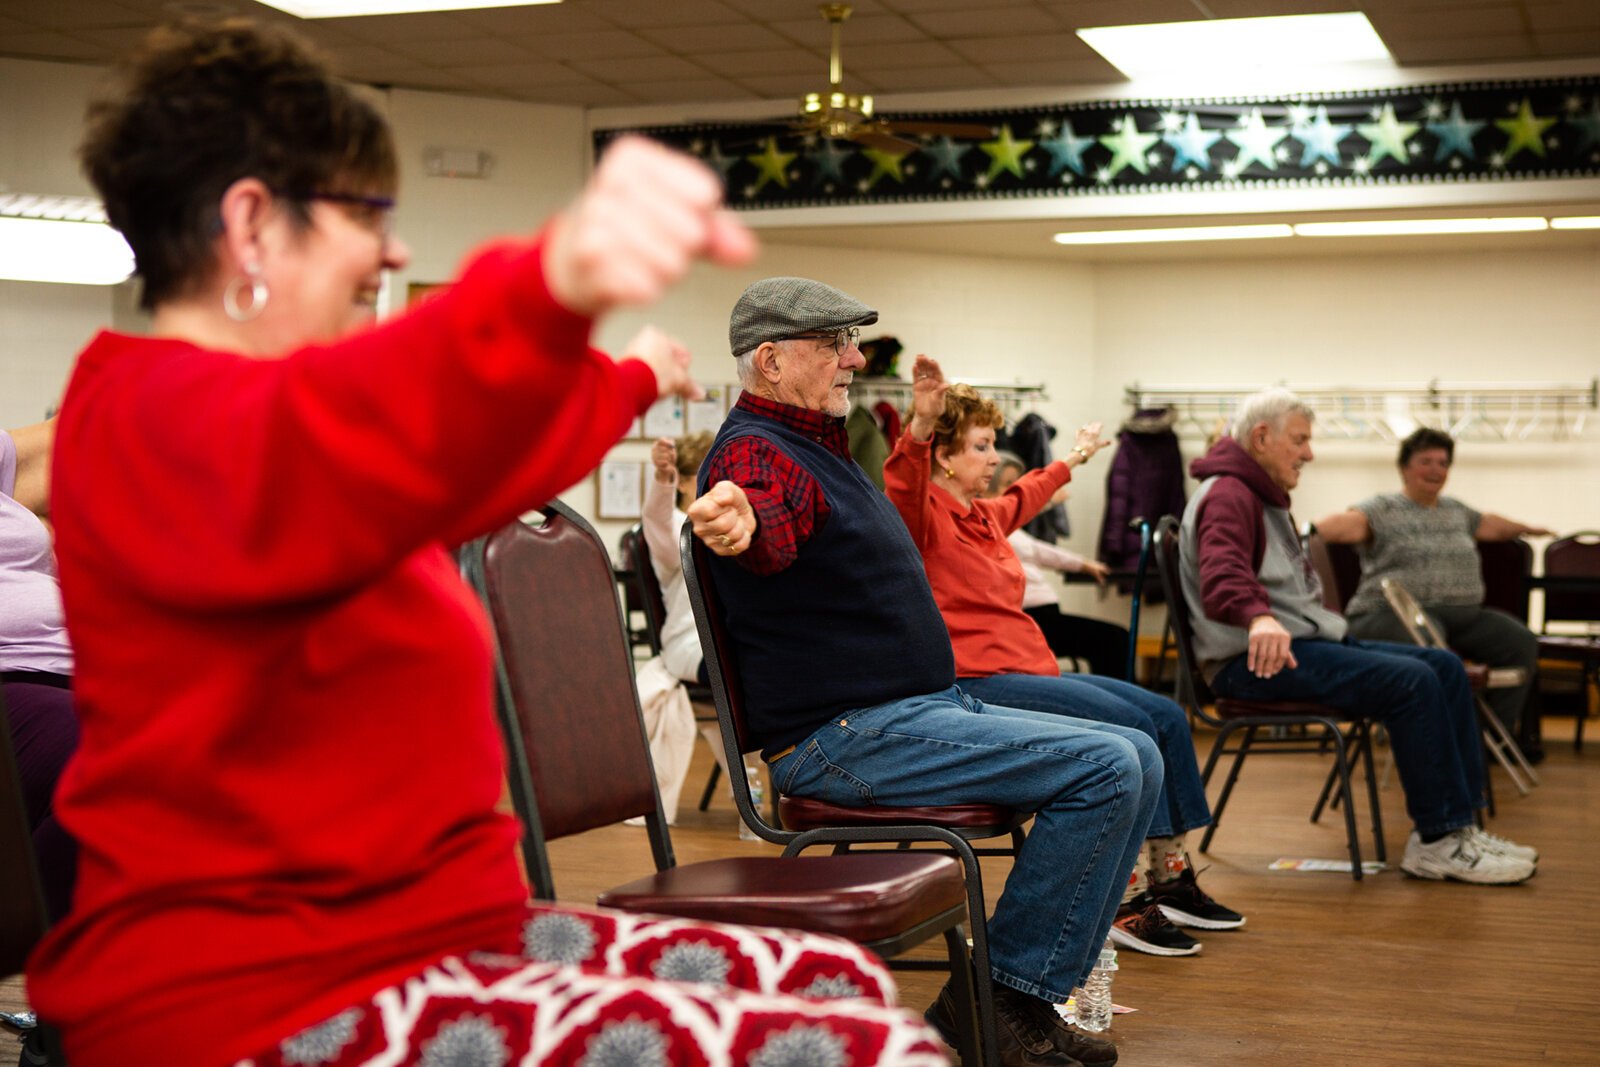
left=1076, top=943, right=1118, bottom=1032
left=739, top=763, right=764, bottom=841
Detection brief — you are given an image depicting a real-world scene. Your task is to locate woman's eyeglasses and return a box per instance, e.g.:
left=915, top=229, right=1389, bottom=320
left=298, top=191, right=397, bottom=240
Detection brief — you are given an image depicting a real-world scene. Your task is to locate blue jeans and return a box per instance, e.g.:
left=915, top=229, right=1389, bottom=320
left=959, top=672, right=1211, bottom=839
left=769, top=685, right=1160, bottom=1002
left=1210, top=638, right=1484, bottom=838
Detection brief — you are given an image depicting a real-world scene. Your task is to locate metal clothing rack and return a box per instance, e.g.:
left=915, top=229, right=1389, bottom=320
left=853, top=376, right=1049, bottom=418
left=1122, top=379, right=1599, bottom=443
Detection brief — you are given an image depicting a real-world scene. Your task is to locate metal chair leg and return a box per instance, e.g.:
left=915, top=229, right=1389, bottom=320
left=1199, top=722, right=1252, bottom=853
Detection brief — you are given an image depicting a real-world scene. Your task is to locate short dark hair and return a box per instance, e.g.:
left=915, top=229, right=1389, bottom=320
left=80, top=19, right=397, bottom=309
left=1398, top=427, right=1455, bottom=468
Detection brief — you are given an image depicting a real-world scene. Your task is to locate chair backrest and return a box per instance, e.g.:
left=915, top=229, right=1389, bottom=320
left=1, top=686, right=50, bottom=977
left=1477, top=538, right=1532, bottom=622
left=1305, top=533, right=1351, bottom=613
left=617, top=523, right=667, bottom=656
left=1312, top=537, right=1362, bottom=614
left=464, top=503, right=673, bottom=897
left=1152, top=516, right=1221, bottom=725
left=679, top=522, right=782, bottom=841
left=1543, top=531, right=1600, bottom=627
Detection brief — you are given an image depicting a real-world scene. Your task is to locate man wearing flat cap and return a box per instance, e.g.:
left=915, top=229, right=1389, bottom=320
left=688, top=277, right=1155, bottom=1067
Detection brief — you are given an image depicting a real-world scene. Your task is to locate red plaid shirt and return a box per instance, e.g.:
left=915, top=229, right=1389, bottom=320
left=704, top=392, right=848, bottom=576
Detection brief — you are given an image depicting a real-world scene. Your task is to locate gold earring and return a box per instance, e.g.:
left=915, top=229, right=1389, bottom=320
left=943, top=466, right=955, bottom=478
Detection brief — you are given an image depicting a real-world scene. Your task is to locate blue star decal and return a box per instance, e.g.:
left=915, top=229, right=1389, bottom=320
left=1292, top=105, right=1351, bottom=168
left=1570, top=99, right=1600, bottom=153
left=1037, top=120, right=1096, bottom=177
left=1163, top=113, right=1220, bottom=171
left=924, top=136, right=972, bottom=181
left=702, top=142, right=740, bottom=183
left=1427, top=101, right=1485, bottom=161
left=808, top=139, right=853, bottom=183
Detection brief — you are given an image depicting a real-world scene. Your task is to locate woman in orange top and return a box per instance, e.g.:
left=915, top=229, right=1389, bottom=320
left=884, top=355, right=1245, bottom=958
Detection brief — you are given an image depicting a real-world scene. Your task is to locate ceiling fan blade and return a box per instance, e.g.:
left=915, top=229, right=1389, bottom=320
left=852, top=129, right=921, bottom=154
left=884, top=119, right=994, bottom=139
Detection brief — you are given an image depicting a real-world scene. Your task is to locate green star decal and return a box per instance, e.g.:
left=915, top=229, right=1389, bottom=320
left=1098, top=115, right=1159, bottom=178
left=1357, top=103, right=1420, bottom=166
left=862, top=143, right=914, bottom=185
left=746, top=137, right=797, bottom=191
left=979, top=124, right=1035, bottom=180
left=1495, top=98, right=1557, bottom=161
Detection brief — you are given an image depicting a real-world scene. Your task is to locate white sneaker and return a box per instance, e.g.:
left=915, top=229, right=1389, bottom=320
left=1467, top=826, right=1538, bottom=865
left=1400, top=829, right=1535, bottom=885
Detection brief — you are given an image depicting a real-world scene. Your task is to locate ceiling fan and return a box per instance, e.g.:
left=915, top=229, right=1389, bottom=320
left=793, top=4, right=992, bottom=151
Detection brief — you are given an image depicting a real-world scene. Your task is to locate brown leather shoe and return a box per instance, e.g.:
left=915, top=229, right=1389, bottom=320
left=925, top=980, right=1084, bottom=1067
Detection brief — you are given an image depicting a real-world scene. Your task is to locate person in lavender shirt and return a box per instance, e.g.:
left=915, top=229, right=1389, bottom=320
left=2, top=414, right=78, bottom=919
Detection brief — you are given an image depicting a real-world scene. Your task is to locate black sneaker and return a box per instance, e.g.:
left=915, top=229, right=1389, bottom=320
left=1109, top=893, right=1202, bottom=956
left=926, top=980, right=1085, bottom=1067
left=1149, top=867, right=1247, bottom=930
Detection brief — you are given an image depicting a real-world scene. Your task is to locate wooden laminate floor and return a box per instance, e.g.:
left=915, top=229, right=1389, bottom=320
left=5, top=719, right=1596, bottom=1065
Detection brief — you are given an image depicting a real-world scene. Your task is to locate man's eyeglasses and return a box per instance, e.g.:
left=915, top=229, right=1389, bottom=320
left=784, top=326, right=860, bottom=357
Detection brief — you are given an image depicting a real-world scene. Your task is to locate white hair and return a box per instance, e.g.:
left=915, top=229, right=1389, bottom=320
left=734, top=348, right=760, bottom=391
left=1230, top=387, right=1315, bottom=443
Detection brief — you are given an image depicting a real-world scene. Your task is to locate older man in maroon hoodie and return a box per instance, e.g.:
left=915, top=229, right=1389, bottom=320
left=1176, top=388, right=1538, bottom=885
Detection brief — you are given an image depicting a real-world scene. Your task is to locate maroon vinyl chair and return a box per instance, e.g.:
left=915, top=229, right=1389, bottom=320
left=1538, top=532, right=1600, bottom=750
left=1155, top=517, right=1383, bottom=880
left=462, top=504, right=994, bottom=1067
left=681, top=522, right=1029, bottom=1063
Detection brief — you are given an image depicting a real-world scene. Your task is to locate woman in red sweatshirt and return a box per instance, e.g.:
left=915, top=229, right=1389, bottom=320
left=884, top=355, right=1246, bottom=960
left=28, top=19, right=943, bottom=1067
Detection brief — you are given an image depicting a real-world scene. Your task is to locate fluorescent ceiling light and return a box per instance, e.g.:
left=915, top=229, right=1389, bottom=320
left=1054, top=225, right=1294, bottom=245
left=0, top=195, right=133, bottom=285
left=255, top=0, right=558, bottom=17
left=0, top=218, right=134, bottom=285
left=1078, top=13, right=1392, bottom=81
left=1550, top=216, right=1600, bottom=230
left=1294, top=218, right=1547, bottom=237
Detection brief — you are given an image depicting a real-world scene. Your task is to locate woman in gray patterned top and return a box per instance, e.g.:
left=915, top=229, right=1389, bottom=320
left=1315, top=427, right=1552, bottom=737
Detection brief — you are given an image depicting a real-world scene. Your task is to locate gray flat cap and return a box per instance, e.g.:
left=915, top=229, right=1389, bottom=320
left=728, top=277, right=878, bottom=356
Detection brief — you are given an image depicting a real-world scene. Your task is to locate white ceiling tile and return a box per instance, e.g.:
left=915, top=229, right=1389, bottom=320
left=849, top=39, right=968, bottom=68
left=1534, top=28, right=1600, bottom=55
left=615, top=77, right=759, bottom=103
left=1038, top=0, right=1200, bottom=29
left=0, top=0, right=145, bottom=31
left=392, top=37, right=539, bottom=67
left=1367, top=6, right=1529, bottom=38
left=1524, top=3, right=1600, bottom=32
left=569, top=54, right=711, bottom=81
left=687, top=49, right=827, bottom=77
left=638, top=22, right=793, bottom=52
left=451, top=60, right=593, bottom=88
left=513, top=83, right=641, bottom=106
left=319, top=11, right=482, bottom=45
left=769, top=13, right=925, bottom=46
left=581, top=0, right=745, bottom=28
left=456, top=5, right=616, bottom=34
left=860, top=65, right=1004, bottom=92
left=948, top=32, right=1102, bottom=63
left=1386, top=33, right=1535, bottom=62
left=516, top=29, right=665, bottom=61
left=909, top=9, right=1064, bottom=37
left=0, top=29, right=111, bottom=61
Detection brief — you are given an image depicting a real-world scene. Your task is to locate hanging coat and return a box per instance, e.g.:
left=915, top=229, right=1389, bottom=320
left=1098, top=408, right=1187, bottom=591
left=1009, top=412, right=1070, bottom=542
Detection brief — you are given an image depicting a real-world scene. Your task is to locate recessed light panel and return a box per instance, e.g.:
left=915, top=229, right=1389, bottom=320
left=255, top=0, right=558, bottom=18
left=1078, top=13, right=1392, bottom=81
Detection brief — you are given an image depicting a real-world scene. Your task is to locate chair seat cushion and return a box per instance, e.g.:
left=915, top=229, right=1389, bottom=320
left=1213, top=697, right=1355, bottom=720
left=1539, top=635, right=1600, bottom=663
left=597, top=854, right=966, bottom=942
left=778, top=794, right=1021, bottom=832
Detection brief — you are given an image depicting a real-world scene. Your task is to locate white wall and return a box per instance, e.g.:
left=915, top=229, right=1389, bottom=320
left=0, top=58, right=118, bottom=425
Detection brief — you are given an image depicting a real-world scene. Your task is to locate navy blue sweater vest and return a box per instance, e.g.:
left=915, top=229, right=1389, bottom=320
left=701, top=406, right=955, bottom=754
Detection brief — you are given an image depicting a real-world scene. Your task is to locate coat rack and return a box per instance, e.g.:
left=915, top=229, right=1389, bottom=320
left=1122, top=380, right=1599, bottom=443
left=853, top=376, right=1049, bottom=418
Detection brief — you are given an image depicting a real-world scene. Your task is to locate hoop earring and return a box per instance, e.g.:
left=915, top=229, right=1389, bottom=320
left=223, top=266, right=268, bottom=323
